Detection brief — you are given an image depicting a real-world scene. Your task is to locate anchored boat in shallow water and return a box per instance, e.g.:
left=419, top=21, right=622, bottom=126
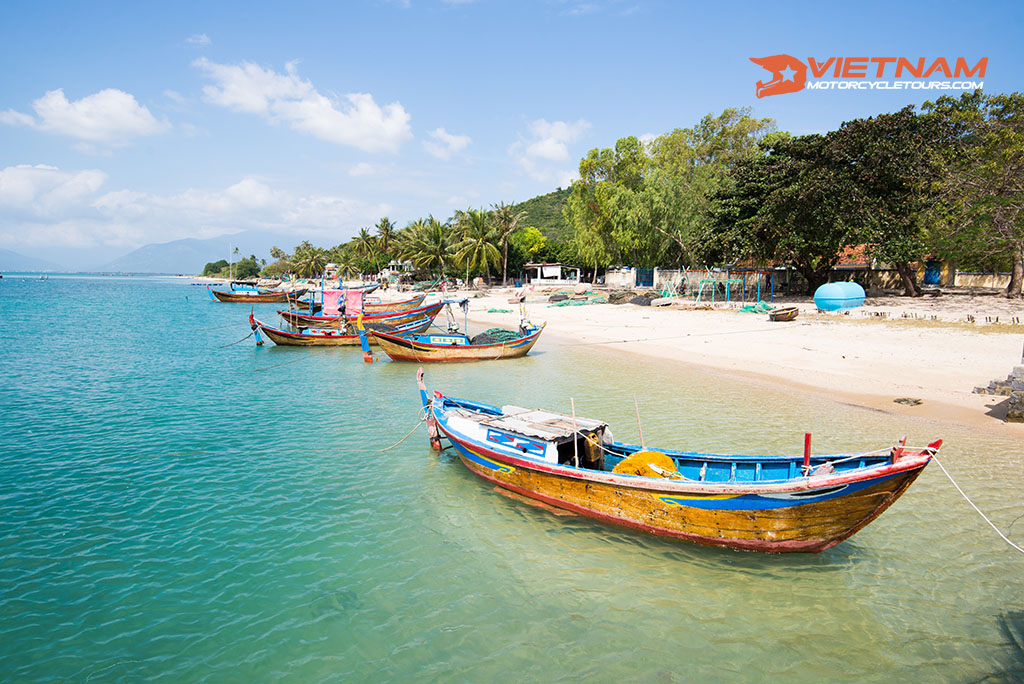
left=417, top=371, right=941, bottom=553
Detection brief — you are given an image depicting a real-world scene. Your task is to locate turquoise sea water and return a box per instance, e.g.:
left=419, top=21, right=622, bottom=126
left=0, top=274, right=1021, bottom=683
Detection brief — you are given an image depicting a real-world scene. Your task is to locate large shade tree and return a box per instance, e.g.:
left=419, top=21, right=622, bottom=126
left=925, top=91, right=1024, bottom=298
left=564, top=108, right=775, bottom=272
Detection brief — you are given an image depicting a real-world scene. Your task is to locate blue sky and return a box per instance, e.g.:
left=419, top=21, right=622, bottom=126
left=1, top=0, right=1021, bottom=268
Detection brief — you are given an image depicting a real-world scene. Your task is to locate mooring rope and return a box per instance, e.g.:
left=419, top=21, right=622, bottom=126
left=932, top=453, right=1024, bottom=555
left=218, top=331, right=254, bottom=348
left=379, top=421, right=423, bottom=452
left=378, top=407, right=429, bottom=452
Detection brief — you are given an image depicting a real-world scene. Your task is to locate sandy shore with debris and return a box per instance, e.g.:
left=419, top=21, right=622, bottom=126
left=450, top=286, right=1024, bottom=432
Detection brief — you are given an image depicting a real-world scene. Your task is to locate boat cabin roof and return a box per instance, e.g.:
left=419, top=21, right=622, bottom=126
left=482, top=406, right=607, bottom=441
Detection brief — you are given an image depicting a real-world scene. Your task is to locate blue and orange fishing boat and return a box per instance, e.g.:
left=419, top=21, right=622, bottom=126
left=417, top=371, right=940, bottom=553
left=208, top=281, right=307, bottom=303
left=249, top=311, right=437, bottom=347
left=373, top=324, right=544, bottom=362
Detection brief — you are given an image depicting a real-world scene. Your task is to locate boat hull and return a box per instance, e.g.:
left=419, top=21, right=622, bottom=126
left=769, top=307, right=800, bottom=322
left=374, top=325, right=543, bottom=362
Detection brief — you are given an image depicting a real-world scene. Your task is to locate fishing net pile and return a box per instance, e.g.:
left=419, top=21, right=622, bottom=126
left=611, top=450, right=680, bottom=478
left=470, top=328, right=521, bottom=345
left=363, top=322, right=397, bottom=333
left=738, top=301, right=776, bottom=314
left=548, top=297, right=608, bottom=307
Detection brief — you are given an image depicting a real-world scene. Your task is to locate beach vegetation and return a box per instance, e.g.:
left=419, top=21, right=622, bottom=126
left=202, top=259, right=229, bottom=276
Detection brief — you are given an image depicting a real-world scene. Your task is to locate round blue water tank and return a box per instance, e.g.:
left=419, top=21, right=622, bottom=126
left=814, top=281, right=865, bottom=311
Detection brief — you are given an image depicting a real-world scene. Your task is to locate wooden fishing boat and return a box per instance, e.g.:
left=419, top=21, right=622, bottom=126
left=374, top=324, right=544, bottom=362
left=287, top=292, right=427, bottom=315
left=249, top=312, right=435, bottom=347
left=209, top=286, right=307, bottom=303
left=417, top=374, right=941, bottom=553
left=768, top=307, right=800, bottom=322
left=277, top=300, right=445, bottom=329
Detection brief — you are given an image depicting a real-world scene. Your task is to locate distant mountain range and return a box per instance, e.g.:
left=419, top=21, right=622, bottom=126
left=0, top=248, right=67, bottom=272
left=95, top=230, right=300, bottom=274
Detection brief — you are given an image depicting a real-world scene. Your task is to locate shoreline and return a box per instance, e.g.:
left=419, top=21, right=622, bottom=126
left=454, top=287, right=1024, bottom=433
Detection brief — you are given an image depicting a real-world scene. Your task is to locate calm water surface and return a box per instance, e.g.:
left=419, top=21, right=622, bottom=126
left=0, top=275, right=1021, bottom=683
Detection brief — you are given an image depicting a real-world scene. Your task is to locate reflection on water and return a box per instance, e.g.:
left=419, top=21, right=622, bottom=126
left=0, top=275, right=1021, bottom=683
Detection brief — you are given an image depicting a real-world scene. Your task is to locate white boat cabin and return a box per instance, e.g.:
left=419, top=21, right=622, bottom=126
left=445, top=404, right=611, bottom=469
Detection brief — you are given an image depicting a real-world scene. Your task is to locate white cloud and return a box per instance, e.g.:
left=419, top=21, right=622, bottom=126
left=194, top=58, right=413, bottom=153
left=348, top=162, right=380, bottom=177
left=423, top=127, right=471, bottom=159
left=509, top=117, right=590, bottom=185
left=523, top=119, right=590, bottom=161
left=0, top=164, right=390, bottom=253
left=0, top=164, right=108, bottom=216
left=0, top=88, right=168, bottom=145
left=186, top=33, right=211, bottom=45
left=565, top=3, right=600, bottom=15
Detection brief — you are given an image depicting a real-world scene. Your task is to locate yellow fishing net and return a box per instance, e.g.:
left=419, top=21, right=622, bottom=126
left=611, top=450, right=679, bottom=478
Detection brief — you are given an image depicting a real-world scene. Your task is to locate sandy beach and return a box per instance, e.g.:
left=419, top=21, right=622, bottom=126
left=442, top=286, right=1024, bottom=432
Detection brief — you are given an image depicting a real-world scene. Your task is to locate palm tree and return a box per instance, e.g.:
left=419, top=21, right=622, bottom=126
left=375, top=217, right=396, bottom=260
left=352, top=227, right=379, bottom=274
left=491, top=202, right=527, bottom=284
left=402, top=216, right=454, bottom=278
left=292, top=241, right=327, bottom=277
left=455, top=208, right=500, bottom=284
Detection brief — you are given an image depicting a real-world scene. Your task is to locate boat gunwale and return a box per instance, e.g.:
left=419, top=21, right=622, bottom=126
left=432, top=398, right=934, bottom=496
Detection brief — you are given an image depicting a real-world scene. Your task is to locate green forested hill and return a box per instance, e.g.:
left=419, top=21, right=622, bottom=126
left=513, top=187, right=571, bottom=242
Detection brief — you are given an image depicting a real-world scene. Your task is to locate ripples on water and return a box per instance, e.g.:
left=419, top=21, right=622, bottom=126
left=0, top=275, right=1021, bottom=683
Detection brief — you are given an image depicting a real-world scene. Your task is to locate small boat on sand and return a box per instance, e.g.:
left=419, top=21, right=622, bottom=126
left=417, top=372, right=940, bottom=553
left=768, top=307, right=799, bottom=322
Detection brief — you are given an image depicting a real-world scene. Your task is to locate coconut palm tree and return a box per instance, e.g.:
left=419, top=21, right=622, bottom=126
left=352, top=228, right=380, bottom=274
left=292, top=241, right=327, bottom=277
left=401, top=216, right=454, bottom=278
left=375, top=217, right=396, bottom=259
left=491, top=201, right=527, bottom=284
left=454, top=208, right=500, bottom=284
